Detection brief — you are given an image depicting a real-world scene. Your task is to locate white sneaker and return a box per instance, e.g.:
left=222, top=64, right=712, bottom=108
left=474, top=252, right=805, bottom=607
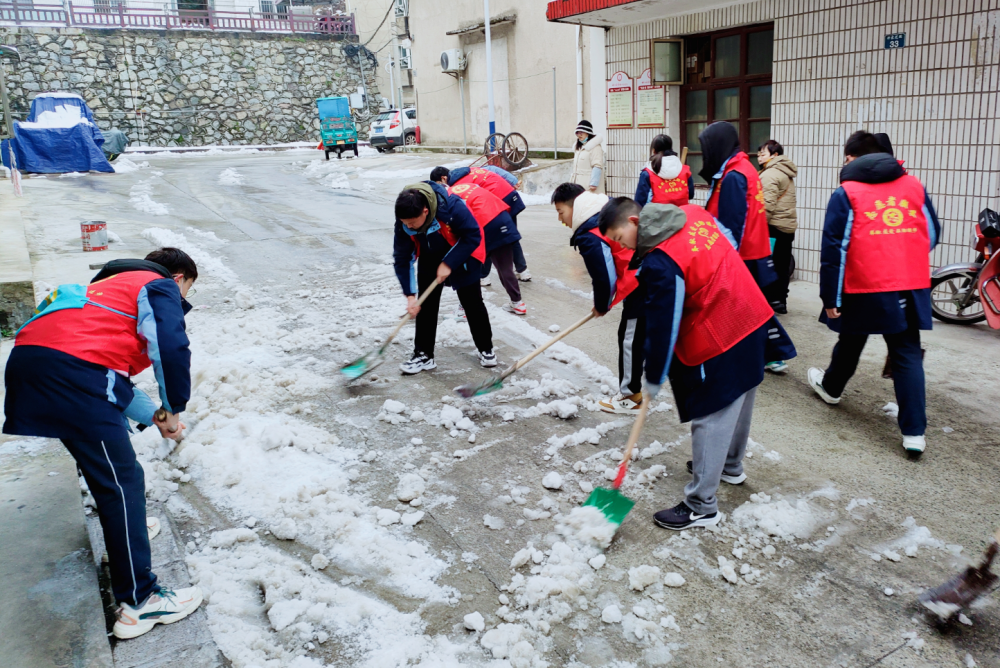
left=516, top=269, right=532, bottom=282
left=454, top=307, right=467, bottom=321
left=104, top=517, right=161, bottom=563
left=808, top=368, right=840, bottom=405
left=765, top=360, right=788, bottom=374
left=481, top=277, right=492, bottom=287
left=113, top=586, right=203, bottom=639
left=902, top=435, right=926, bottom=454
left=400, top=352, right=436, bottom=375
left=599, top=392, right=643, bottom=414
left=479, top=350, right=498, bottom=367
left=503, top=300, right=527, bottom=315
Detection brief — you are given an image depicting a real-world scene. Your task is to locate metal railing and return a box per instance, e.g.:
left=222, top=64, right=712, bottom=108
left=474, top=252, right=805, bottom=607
left=0, top=0, right=356, bottom=34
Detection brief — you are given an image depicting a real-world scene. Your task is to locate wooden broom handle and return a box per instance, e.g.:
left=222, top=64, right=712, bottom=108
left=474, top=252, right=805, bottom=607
left=680, top=147, right=689, bottom=164
left=619, top=393, right=650, bottom=466
left=507, top=312, right=595, bottom=376
left=388, top=278, right=442, bottom=341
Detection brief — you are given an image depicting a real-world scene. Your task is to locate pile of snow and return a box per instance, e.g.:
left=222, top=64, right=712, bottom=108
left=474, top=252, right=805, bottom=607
left=112, top=157, right=149, bottom=173
left=19, top=104, right=91, bottom=129
left=129, top=178, right=169, bottom=216
left=523, top=399, right=579, bottom=420
left=730, top=492, right=830, bottom=541
left=218, top=168, right=244, bottom=186
left=328, top=174, right=351, bottom=189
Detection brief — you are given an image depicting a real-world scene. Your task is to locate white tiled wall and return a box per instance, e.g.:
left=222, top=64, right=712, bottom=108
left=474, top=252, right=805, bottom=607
left=603, top=0, right=1000, bottom=281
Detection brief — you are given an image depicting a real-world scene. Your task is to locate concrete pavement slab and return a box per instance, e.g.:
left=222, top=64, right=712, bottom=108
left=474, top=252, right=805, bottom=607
left=0, top=436, right=114, bottom=668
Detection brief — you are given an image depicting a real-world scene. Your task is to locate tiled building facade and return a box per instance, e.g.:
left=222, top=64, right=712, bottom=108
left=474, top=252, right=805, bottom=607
left=551, top=0, right=1000, bottom=281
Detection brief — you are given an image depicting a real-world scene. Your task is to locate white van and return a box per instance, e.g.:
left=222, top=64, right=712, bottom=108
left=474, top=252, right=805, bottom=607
left=368, top=107, right=417, bottom=152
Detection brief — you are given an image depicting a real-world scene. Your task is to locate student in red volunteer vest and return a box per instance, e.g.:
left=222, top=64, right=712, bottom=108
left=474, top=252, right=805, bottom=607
left=634, top=134, right=694, bottom=207
left=550, top=183, right=644, bottom=415
left=3, top=248, right=203, bottom=640
left=808, top=131, right=941, bottom=455
left=430, top=168, right=527, bottom=316
left=392, top=181, right=498, bottom=374
left=599, top=199, right=774, bottom=531
left=444, top=165, right=531, bottom=281
left=699, top=121, right=797, bottom=374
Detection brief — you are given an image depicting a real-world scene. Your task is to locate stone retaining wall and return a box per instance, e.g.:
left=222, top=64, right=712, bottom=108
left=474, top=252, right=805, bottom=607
left=0, top=27, right=379, bottom=146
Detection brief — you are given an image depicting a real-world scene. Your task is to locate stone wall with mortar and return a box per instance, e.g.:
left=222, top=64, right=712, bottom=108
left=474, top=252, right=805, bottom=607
left=0, top=27, right=377, bottom=146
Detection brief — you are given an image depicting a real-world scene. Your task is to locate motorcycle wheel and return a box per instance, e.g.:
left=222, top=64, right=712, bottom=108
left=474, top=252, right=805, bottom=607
left=930, top=272, right=986, bottom=324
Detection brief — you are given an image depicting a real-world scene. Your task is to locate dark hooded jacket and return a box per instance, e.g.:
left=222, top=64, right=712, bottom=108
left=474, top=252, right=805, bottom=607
left=698, top=122, right=778, bottom=289
left=819, top=153, right=941, bottom=334
left=392, top=180, right=484, bottom=295
left=632, top=204, right=768, bottom=422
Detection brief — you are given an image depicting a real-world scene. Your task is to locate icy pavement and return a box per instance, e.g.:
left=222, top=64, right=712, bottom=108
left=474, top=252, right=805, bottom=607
left=5, top=149, right=1000, bottom=667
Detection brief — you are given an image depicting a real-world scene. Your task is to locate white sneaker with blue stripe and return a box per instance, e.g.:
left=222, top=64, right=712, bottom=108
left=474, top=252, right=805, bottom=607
left=113, top=586, right=203, bottom=639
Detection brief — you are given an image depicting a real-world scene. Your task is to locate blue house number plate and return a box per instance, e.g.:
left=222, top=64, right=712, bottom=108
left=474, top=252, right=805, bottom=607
left=885, top=33, right=905, bottom=49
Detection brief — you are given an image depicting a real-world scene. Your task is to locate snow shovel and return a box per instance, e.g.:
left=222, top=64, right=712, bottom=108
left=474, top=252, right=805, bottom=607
left=453, top=312, right=595, bottom=398
left=581, top=393, right=650, bottom=527
left=340, top=278, right=442, bottom=380
left=918, top=529, right=1000, bottom=619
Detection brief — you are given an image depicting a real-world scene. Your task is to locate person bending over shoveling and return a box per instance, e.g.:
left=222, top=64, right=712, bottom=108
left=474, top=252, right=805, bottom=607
left=392, top=182, right=499, bottom=374
left=599, top=199, right=773, bottom=530
left=3, top=248, right=203, bottom=638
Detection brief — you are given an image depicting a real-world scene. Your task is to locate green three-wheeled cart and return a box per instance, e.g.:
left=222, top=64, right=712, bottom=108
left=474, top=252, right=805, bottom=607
left=316, top=96, right=358, bottom=160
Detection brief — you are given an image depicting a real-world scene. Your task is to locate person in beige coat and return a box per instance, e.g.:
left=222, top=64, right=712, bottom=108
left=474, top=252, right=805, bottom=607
left=571, top=120, right=605, bottom=194
left=757, top=140, right=797, bottom=313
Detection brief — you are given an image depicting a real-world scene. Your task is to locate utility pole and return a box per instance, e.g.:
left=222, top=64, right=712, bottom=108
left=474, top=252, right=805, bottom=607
left=484, top=0, right=495, bottom=144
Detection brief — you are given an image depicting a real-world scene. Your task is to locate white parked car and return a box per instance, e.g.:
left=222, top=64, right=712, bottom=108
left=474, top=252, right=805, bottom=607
left=368, top=107, right=417, bottom=152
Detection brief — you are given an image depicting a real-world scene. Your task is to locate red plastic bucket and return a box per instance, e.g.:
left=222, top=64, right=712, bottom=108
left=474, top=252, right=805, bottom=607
left=80, top=221, right=108, bottom=252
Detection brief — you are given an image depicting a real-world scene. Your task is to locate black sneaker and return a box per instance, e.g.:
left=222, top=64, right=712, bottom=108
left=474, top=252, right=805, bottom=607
left=400, top=352, right=436, bottom=375
left=653, top=501, right=720, bottom=531
left=770, top=301, right=787, bottom=315
left=686, top=461, right=747, bottom=485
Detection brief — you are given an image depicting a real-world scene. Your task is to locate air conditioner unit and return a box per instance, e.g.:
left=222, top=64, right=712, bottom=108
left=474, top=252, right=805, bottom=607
left=440, top=49, right=466, bottom=73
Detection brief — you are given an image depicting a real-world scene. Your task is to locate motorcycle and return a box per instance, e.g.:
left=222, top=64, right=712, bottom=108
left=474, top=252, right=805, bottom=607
left=930, top=208, right=1000, bottom=325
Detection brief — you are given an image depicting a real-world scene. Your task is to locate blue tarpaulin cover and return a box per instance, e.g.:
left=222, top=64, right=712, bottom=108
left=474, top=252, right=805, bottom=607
left=1, top=93, right=113, bottom=173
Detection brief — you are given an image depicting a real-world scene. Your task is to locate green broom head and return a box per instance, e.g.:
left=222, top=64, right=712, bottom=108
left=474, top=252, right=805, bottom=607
left=340, top=351, right=384, bottom=380
left=582, top=486, right=635, bottom=527
left=454, top=375, right=505, bottom=398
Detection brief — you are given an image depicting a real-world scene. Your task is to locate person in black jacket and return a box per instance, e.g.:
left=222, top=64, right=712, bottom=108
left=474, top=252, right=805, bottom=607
left=392, top=181, right=497, bottom=374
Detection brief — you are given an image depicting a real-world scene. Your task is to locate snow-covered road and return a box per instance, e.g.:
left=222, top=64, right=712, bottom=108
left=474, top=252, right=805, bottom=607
left=4, top=147, right=999, bottom=667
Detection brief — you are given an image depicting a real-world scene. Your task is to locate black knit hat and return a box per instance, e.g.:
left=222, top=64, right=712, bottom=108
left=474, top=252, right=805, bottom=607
left=575, top=120, right=594, bottom=136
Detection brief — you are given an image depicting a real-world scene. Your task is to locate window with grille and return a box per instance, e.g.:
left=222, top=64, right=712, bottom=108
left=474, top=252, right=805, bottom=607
left=398, top=46, right=412, bottom=70
left=259, top=0, right=273, bottom=18
left=680, top=23, right=774, bottom=185
left=394, top=0, right=408, bottom=17
left=95, top=0, right=126, bottom=13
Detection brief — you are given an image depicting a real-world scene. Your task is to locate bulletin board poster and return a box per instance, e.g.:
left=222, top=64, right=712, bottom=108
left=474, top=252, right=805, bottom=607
left=636, top=68, right=666, bottom=128
left=607, top=71, right=634, bottom=129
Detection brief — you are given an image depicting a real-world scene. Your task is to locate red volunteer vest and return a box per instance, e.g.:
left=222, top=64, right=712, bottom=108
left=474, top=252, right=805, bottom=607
left=16, top=271, right=163, bottom=376
left=588, top=227, right=639, bottom=308
left=705, top=152, right=771, bottom=261
left=645, top=165, right=692, bottom=206
left=434, top=219, right=487, bottom=263
left=449, top=182, right=510, bottom=226
left=655, top=205, right=774, bottom=366
left=457, top=168, right=516, bottom=200
left=840, top=175, right=931, bottom=293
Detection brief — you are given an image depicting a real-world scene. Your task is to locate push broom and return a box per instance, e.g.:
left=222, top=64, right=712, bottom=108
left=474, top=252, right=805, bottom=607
left=340, top=278, right=442, bottom=380
left=453, top=312, right=595, bottom=398
left=918, top=529, right=999, bottom=619
left=581, top=393, right=650, bottom=527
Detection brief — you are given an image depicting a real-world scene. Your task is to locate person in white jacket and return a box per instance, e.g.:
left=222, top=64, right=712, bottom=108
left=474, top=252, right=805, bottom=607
left=571, top=120, right=605, bottom=195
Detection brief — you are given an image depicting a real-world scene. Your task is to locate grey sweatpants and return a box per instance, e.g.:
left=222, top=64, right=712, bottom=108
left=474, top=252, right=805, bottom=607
left=684, top=387, right=757, bottom=515
left=489, top=244, right=521, bottom=303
